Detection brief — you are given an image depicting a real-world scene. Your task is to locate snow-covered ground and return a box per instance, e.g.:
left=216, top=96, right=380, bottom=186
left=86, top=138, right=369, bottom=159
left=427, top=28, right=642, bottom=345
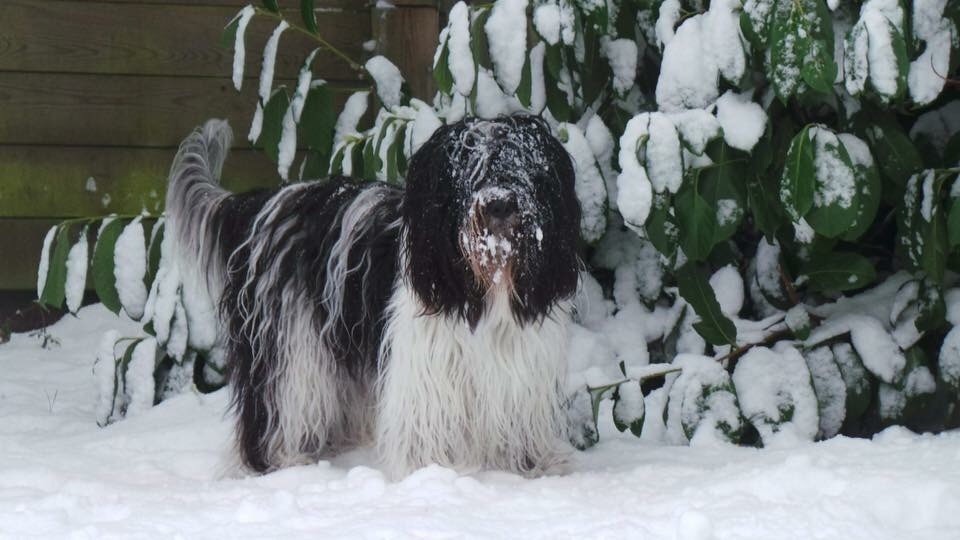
left=2, top=306, right=959, bottom=539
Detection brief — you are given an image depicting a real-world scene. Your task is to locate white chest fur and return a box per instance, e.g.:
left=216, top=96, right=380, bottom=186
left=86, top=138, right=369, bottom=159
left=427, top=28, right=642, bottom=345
left=375, top=281, right=572, bottom=477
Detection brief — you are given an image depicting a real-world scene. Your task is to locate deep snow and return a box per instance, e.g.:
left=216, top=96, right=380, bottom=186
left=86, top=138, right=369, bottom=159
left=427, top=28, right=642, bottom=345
left=1, top=305, right=960, bottom=539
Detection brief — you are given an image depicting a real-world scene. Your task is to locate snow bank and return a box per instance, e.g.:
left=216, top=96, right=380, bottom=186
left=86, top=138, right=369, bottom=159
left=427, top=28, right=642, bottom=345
left=2, top=305, right=960, bottom=538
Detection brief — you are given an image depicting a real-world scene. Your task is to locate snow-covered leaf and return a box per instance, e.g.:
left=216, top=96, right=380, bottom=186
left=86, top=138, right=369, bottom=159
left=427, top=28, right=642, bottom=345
left=666, top=354, right=743, bottom=445
left=64, top=227, right=90, bottom=314
left=805, top=126, right=861, bottom=238
left=803, top=346, right=846, bottom=439
left=257, top=87, right=291, bottom=164
left=769, top=0, right=835, bottom=101
left=114, top=219, right=148, bottom=321
left=612, top=380, right=645, bottom=437
left=780, top=125, right=816, bottom=220
left=733, top=345, right=819, bottom=446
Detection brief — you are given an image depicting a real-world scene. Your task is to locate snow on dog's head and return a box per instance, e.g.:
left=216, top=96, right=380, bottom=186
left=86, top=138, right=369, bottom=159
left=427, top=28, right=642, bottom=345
left=403, top=115, right=581, bottom=326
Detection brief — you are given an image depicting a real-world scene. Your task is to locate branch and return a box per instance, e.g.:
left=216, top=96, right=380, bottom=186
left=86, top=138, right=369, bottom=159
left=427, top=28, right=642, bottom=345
left=254, top=6, right=365, bottom=74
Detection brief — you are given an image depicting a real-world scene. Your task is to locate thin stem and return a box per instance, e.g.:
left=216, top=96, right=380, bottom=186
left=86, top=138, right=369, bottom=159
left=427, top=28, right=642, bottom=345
left=254, top=6, right=365, bottom=74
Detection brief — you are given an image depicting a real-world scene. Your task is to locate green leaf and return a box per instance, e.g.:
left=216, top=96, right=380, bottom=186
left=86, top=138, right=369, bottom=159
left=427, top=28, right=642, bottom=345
left=516, top=53, right=533, bottom=108
left=799, top=0, right=837, bottom=94
left=780, top=125, right=816, bottom=220
left=221, top=12, right=241, bottom=49
left=675, top=263, right=738, bottom=347
left=329, top=144, right=347, bottom=176
left=769, top=0, right=834, bottom=100
left=257, top=88, right=291, bottom=164
left=646, top=193, right=679, bottom=258
left=146, top=221, right=163, bottom=285
left=675, top=179, right=717, bottom=262
left=840, top=160, right=882, bottom=242
left=740, top=3, right=770, bottom=49
left=39, top=224, right=73, bottom=309
left=91, top=219, right=126, bottom=314
left=470, top=7, right=492, bottom=72
left=899, top=170, right=949, bottom=283
left=300, top=84, right=335, bottom=152
left=701, top=141, right=747, bottom=244
left=300, top=0, right=317, bottom=34
left=853, top=110, right=922, bottom=204
left=262, top=0, right=280, bottom=13
left=433, top=41, right=454, bottom=95
left=362, top=140, right=379, bottom=181
left=801, top=251, right=876, bottom=292
left=832, top=343, right=872, bottom=427
left=301, top=149, right=330, bottom=179
left=544, top=69, right=572, bottom=122
left=949, top=200, right=960, bottom=248
left=386, top=123, right=407, bottom=184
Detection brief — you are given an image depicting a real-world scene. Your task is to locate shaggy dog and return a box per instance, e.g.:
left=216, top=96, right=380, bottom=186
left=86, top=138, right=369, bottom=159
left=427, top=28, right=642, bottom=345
left=165, top=116, right=581, bottom=477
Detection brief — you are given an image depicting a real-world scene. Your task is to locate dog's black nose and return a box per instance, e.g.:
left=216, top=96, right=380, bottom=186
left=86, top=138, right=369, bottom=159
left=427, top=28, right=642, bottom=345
left=485, top=198, right=518, bottom=222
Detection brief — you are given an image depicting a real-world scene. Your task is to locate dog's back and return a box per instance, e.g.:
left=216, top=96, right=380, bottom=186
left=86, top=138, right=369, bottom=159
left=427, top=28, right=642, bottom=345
left=166, top=120, right=403, bottom=471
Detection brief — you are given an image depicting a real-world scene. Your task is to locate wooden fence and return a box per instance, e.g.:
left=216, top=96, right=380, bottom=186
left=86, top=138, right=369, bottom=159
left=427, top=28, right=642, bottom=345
left=0, top=0, right=441, bottom=291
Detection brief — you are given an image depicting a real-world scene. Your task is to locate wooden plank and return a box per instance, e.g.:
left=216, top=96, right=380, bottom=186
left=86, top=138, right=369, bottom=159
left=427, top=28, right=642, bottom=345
left=100, top=0, right=359, bottom=6
left=0, top=218, right=62, bottom=291
left=0, top=72, right=354, bottom=147
left=0, top=146, right=288, bottom=219
left=0, top=0, right=369, bottom=79
left=372, top=6, right=439, bottom=101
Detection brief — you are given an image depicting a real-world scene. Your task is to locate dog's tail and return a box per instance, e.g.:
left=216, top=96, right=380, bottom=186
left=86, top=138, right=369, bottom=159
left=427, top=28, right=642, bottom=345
left=164, top=120, right=234, bottom=348
left=166, top=119, right=232, bottom=231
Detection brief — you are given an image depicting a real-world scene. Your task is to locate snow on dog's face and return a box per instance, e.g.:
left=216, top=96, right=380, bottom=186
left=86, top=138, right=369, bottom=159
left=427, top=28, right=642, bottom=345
left=403, top=115, right=580, bottom=326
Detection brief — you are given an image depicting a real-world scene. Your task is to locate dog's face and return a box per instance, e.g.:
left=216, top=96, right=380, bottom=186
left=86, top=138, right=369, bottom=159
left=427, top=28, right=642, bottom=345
left=403, top=115, right=581, bottom=326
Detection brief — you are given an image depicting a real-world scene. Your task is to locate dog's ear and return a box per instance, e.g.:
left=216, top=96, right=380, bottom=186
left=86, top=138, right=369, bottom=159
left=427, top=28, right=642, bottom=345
left=510, top=120, right=582, bottom=323
left=403, top=123, right=484, bottom=322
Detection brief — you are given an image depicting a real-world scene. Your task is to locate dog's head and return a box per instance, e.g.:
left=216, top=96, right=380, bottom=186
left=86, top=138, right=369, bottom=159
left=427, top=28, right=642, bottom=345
left=403, top=115, right=581, bottom=326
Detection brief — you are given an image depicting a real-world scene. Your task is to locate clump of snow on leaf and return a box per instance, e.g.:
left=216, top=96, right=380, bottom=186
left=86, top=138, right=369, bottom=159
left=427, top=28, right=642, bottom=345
left=666, top=354, right=742, bottom=446
left=125, top=338, right=158, bottom=417
left=445, top=2, right=475, bottom=96
left=656, top=0, right=745, bottom=112
left=365, top=55, right=405, bottom=110
left=601, top=38, right=638, bottom=95
left=709, top=265, right=743, bottom=317
left=230, top=5, right=256, bottom=91
left=715, top=90, right=767, bottom=152
left=533, top=3, right=560, bottom=45
left=64, top=227, right=89, bottom=314
left=809, top=126, right=857, bottom=211
left=733, top=345, right=819, bottom=446
left=335, top=91, right=370, bottom=145
left=484, top=0, right=528, bottom=94
left=806, top=314, right=906, bottom=384
left=114, top=218, right=148, bottom=320
left=248, top=20, right=289, bottom=143
left=559, top=122, right=607, bottom=243
left=908, top=1, right=957, bottom=105
left=94, top=330, right=119, bottom=426
left=36, top=226, right=56, bottom=299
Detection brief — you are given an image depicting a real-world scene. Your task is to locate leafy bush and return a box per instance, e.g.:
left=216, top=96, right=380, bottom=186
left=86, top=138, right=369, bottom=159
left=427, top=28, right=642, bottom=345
left=37, top=0, right=960, bottom=443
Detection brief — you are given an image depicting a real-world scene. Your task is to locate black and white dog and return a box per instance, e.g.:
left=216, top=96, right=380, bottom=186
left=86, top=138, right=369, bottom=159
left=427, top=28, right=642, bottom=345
left=165, top=115, right=581, bottom=477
